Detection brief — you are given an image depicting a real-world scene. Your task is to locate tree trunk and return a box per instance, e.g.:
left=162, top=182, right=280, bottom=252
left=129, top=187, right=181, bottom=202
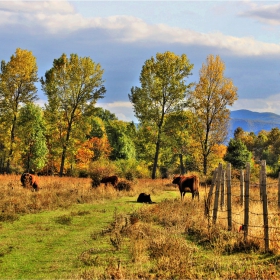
left=179, top=154, right=185, bottom=175
left=59, top=145, right=67, bottom=177
left=203, top=154, right=207, bottom=175
left=152, top=127, right=163, bottom=179
left=59, top=123, right=72, bottom=177
left=152, top=139, right=160, bottom=179
left=7, top=114, right=17, bottom=173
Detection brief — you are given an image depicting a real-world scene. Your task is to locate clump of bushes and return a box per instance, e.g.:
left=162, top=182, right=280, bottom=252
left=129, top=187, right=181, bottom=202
left=115, top=159, right=150, bottom=180
left=115, top=180, right=132, bottom=191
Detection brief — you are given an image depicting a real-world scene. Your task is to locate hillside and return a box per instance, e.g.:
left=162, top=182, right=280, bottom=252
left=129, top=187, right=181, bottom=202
left=228, top=109, right=280, bottom=139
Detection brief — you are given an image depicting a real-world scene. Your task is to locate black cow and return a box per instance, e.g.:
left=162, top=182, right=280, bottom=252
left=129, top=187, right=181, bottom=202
left=100, top=175, right=119, bottom=187
left=172, top=175, right=199, bottom=200
left=20, top=173, right=39, bottom=191
left=137, top=193, right=152, bottom=203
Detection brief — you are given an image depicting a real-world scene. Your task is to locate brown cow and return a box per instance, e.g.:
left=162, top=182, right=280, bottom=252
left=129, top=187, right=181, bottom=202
left=100, top=175, right=119, bottom=187
left=20, top=173, right=39, bottom=191
left=172, top=175, right=199, bottom=200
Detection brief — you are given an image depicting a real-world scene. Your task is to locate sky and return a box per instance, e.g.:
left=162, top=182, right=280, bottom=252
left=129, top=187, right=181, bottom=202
left=0, top=0, right=280, bottom=122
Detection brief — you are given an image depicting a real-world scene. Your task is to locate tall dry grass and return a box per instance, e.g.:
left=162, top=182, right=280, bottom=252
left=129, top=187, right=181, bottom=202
left=0, top=174, right=173, bottom=216
left=1, top=174, right=280, bottom=279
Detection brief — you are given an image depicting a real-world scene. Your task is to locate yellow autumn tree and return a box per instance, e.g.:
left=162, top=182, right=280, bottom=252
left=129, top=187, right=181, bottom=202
left=190, top=54, right=238, bottom=175
left=0, top=48, right=38, bottom=172
left=41, top=53, right=106, bottom=177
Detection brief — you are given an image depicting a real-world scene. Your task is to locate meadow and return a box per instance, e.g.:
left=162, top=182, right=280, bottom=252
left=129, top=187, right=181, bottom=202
left=0, top=174, right=280, bottom=279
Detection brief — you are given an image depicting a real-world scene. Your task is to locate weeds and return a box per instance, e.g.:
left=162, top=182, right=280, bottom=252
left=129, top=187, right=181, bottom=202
left=54, top=214, right=72, bottom=225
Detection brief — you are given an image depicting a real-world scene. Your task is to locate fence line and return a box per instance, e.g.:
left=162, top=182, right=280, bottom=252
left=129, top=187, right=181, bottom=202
left=205, top=160, right=280, bottom=253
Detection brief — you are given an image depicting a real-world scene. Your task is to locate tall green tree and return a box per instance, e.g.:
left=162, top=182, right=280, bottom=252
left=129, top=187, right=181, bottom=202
left=106, top=120, right=136, bottom=160
left=129, top=51, right=193, bottom=179
left=17, top=103, right=48, bottom=172
left=0, top=48, right=38, bottom=173
left=164, top=111, right=193, bottom=174
left=41, top=53, right=106, bottom=176
left=190, top=54, right=238, bottom=175
left=224, top=138, right=252, bottom=170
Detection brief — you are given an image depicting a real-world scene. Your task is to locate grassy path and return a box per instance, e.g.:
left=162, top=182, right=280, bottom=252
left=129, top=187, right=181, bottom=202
left=0, top=190, right=178, bottom=279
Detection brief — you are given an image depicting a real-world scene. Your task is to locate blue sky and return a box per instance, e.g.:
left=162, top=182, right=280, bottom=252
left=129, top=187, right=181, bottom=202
left=1, top=1, right=280, bottom=122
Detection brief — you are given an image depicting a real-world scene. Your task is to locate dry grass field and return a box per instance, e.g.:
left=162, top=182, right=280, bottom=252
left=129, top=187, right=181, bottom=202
left=0, top=174, right=280, bottom=279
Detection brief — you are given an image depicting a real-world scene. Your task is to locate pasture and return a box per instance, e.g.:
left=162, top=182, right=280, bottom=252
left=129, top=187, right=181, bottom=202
left=0, top=174, right=280, bottom=279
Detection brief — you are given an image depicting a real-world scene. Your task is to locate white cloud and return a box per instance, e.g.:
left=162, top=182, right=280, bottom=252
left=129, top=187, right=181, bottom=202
left=35, top=99, right=137, bottom=122
left=231, top=93, right=280, bottom=115
left=0, top=1, right=75, bottom=15
left=1, top=1, right=280, bottom=57
left=35, top=99, right=48, bottom=108
left=97, top=101, right=137, bottom=122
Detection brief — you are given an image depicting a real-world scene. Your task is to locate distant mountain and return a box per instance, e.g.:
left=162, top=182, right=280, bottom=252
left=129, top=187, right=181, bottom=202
left=230, top=109, right=280, bottom=123
left=228, top=109, right=280, bottom=140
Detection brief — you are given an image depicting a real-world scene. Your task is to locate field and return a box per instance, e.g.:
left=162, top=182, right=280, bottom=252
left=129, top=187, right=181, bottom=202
left=0, top=174, right=280, bottom=279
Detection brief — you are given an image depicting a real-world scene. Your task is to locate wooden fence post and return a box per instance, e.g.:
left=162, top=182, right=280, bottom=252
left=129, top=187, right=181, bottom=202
left=213, top=163, right=222, bottom=224
left=259, top=163, right=263, bottom=201
left=240, top=170, right=244, bottom=206
left=226, top=163, right=232, bottom=231
left=205, top=168, right=217, bottom=217
left=260, top=160, right=269, bottom=252
left=244, top=162, right=250, bottom=241
left=220, top=169, right=225, bottom=210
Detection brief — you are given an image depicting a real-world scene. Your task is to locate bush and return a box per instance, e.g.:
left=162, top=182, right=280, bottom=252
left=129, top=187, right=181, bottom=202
left=115, top=159, right=150, bottom=179
left=115, top=180, right=132, bottom=191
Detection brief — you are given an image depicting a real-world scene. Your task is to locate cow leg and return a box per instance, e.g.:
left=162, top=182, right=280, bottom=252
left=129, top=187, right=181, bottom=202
left=182, top=192, right=185, bottom=201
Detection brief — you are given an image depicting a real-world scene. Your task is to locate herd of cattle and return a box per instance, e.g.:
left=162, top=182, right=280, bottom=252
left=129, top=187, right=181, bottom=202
left=20, top=172, right=200, bottom=202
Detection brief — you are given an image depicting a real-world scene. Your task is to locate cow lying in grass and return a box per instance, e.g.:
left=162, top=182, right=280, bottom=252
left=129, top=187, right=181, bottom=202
left=137, top=193, right=153, bottom=203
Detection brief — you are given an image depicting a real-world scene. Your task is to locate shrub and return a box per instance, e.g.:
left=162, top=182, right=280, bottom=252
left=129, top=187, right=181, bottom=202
left=115, top=159, right=150, bottom=179
left=115, top=180, right=132, bottom=191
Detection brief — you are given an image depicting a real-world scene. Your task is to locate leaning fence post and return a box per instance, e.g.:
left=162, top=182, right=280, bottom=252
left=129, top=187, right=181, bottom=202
left=260, top=160, right=269, bottom=253
left=226, top=163, right=232, bottom=231
left=240, top=170, right=244, bottom=206
left=205, top=168, right=217, bottom=217
left=278, top=172, right=280, bottom=210
left=244, top=162, right=250, bottom=241
left=213, top=163, right=222, bottom=224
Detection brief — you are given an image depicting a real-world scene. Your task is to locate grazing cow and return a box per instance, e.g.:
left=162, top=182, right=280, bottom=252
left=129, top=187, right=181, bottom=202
left=20, top=173, right=39, bottom=191
left=172, top=175, right=199, bottom=200
left=100, top=175, right=119, bottom=187
left=137, top=193, right=152, bottom=203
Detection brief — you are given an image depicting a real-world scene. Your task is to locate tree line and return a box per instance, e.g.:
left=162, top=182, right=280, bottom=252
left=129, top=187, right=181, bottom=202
left=0, top=48, right=240, bottom=178
left=224, top=127, right=280, bottom=178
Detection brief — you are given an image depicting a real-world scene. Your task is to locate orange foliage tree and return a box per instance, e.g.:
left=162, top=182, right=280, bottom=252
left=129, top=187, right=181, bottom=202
left=75, top=137, right=112, bottom=170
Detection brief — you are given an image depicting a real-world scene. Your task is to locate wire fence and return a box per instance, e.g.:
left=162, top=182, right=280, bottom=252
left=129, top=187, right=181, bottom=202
left=205, top=161, right=280, bottom=253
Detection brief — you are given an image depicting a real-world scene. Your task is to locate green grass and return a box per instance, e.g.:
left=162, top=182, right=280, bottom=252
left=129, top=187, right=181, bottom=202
left=0, top=190, right=178, bottom=279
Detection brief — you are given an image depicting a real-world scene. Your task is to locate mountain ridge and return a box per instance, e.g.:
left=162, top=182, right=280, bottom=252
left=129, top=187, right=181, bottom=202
left=228, top=109, right=280, bottom=140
